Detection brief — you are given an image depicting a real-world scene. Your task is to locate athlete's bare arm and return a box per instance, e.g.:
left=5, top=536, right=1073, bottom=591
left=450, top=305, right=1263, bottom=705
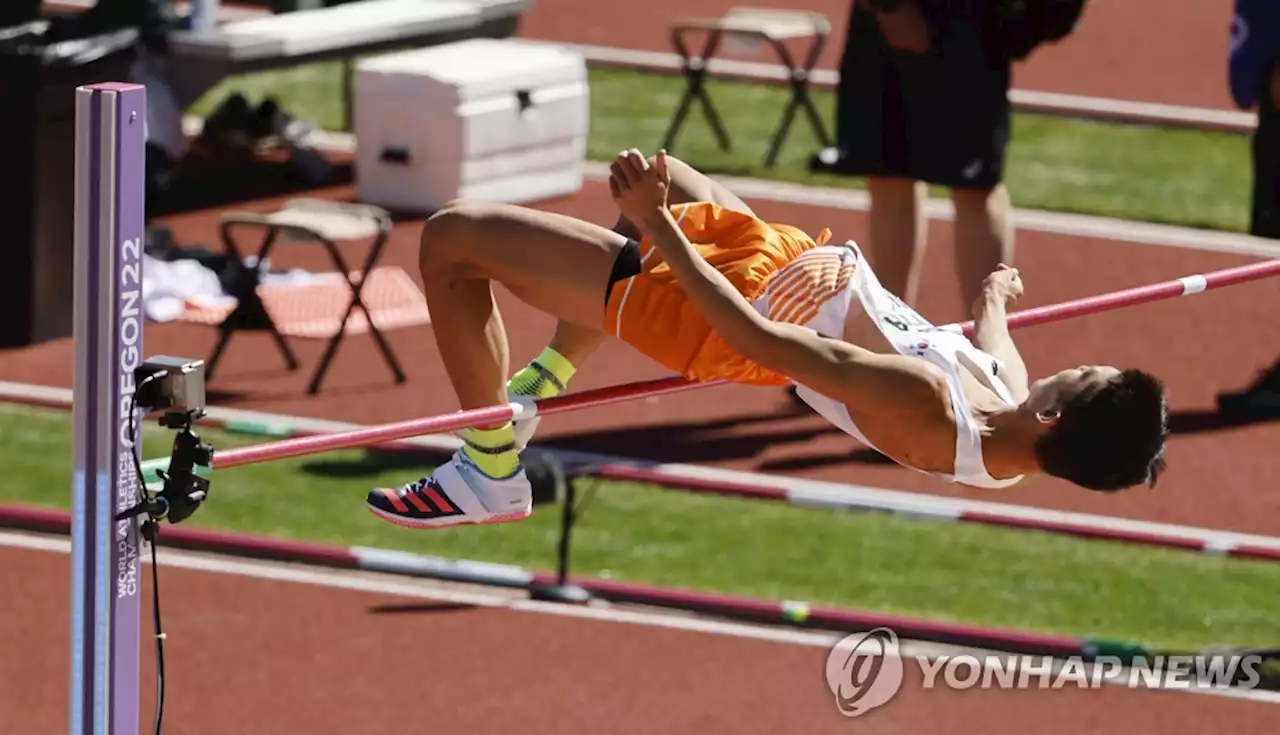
left=610, top=150, right=951, bottom=417
left=970, top=265, right=1030, bottom=402
left=730, top=320, right=951, bottom=415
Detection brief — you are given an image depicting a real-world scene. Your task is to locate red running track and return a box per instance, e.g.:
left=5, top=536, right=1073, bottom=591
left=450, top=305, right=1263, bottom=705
left=2, top=541, right=1277, bottom=734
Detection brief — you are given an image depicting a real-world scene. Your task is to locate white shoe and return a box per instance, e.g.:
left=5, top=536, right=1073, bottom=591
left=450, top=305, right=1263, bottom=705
left=366, top=449, right=532, bottom=529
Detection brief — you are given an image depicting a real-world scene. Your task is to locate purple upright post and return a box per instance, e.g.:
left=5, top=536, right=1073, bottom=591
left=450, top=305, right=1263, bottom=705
left=72, top=82, right=146, bottom=735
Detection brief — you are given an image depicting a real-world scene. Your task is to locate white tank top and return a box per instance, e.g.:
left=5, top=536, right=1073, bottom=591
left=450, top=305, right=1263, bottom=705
left=752, top=242, right=1023, bottom=489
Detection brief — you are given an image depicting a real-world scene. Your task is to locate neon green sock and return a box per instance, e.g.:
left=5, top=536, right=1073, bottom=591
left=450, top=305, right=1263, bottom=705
left=461, top=422, right=520, bottom=479
left=506, top=347, right=578, bottom=399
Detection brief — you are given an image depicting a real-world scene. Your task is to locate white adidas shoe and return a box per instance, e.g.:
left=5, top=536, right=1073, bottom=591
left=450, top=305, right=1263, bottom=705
left=365, top=449, right=532, bottom=529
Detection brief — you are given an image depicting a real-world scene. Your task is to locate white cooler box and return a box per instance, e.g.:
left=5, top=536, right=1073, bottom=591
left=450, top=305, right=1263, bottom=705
left=354, top=39, right=588, bottom=212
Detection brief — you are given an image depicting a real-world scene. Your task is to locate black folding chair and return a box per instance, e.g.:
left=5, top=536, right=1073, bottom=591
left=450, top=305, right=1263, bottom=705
left=207, top=199, right=407, bottom=394
left=662, top=8, right=833, bottom=168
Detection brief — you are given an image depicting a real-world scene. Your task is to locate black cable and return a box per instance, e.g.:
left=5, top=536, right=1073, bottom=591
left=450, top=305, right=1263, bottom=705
left=145, top=521, right=166, bottom=735
left=127, top=370, right=169, bottom=735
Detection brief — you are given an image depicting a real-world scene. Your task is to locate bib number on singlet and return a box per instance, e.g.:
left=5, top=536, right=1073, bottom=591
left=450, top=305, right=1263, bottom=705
left=880, top=293, right=939, bottom=333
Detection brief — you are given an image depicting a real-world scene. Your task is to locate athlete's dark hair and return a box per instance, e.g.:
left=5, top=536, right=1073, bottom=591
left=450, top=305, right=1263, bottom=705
left=1034, top=369, right=1169, bottom=492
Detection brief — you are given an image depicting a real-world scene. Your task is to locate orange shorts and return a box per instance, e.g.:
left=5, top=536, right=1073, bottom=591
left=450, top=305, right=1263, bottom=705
left=603, top=201, right=831, bottom=386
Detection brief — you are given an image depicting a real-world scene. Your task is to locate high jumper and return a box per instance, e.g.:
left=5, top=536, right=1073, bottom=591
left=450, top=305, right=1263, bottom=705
left=365, top=149, right=1169, bottom=529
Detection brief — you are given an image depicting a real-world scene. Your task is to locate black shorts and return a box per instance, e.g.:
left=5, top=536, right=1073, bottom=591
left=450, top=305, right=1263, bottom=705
left=833, top=5, right=1011, bottom=190
left=605, top=237, right=643, bottom=304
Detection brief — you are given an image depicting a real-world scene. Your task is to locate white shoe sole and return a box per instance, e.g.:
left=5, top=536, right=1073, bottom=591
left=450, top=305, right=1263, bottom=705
left=366, top=503, right=531, bottom=530
left=367, top=454, right=533, bottom=530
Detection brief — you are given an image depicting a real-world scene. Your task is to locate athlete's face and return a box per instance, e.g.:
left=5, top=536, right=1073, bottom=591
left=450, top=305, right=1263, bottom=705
left=1025, top=365, right=1121, bottom=415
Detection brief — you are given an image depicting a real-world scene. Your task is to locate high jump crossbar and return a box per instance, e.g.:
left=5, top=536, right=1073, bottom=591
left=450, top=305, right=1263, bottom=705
left=210, top=257, right=1280, bottom=470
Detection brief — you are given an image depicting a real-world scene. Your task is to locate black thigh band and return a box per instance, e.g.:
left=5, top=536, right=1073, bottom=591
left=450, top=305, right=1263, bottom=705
left=605, top=238, right=643, bottom=304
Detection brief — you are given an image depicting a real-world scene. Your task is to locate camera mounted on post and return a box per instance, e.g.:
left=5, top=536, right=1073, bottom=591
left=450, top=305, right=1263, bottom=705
left=118, top=356, right=214, bottom=526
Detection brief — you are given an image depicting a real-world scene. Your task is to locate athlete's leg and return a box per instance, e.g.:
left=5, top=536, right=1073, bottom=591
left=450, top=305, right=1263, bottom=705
left=367, top=202, right=629, bottom=530
left=417, top=201, right=628, bottom=413
left=505, top=320, right=607, bottom=415
left=518, top=154, right=757, bottom=405
left=545, top=320, right=608, bottom=366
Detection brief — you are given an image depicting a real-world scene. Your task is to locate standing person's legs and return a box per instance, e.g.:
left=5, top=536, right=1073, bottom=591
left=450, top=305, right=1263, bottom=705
left=820, top=3, right=925, bottom=302
left=867, top=177, right=928, bottom=303
left=951, top=183, right=1015, bottom=309
left=901, top=22, right=1014, bottom=314
left=1219, top=59, right=1280, bottom=419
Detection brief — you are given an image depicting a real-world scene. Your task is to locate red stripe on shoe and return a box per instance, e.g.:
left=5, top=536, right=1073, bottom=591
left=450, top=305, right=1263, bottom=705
left=404, top=492, right=434, bottom=514
left=381, top=488, right=410, bottom=513
left=421, top=485, right=456, bottom=514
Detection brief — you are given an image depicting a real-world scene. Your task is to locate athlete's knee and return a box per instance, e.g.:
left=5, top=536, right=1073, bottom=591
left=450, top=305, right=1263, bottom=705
left=424, top=199, right=484, bottom=237
left=420, top=199, right=485, bottom=267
